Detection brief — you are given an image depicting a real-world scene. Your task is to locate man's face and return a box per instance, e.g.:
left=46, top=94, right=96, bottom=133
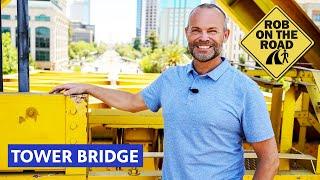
left=185, top=8, right=229, bottom=62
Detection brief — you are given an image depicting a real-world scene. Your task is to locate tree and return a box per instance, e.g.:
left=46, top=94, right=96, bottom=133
left=133, top=37, right=141, bottom=51
left=146, top=31, right=159, bottom=52
left=2, top=32, right=18, bottom=74
left=96, top=42, right=107, bottom=55
left=115, top=43, right=140, bottom=60
left=68, top=41, right=97, bottom=62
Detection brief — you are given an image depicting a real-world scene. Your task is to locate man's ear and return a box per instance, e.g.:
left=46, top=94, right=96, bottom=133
left=185, top=26, right=189, bottom=40
left=223, top=29, right=230, bottom=43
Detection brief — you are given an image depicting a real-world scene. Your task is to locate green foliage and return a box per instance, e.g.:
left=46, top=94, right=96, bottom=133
left=238, top=53, right=246, bottom=71
left=133, top=37, right=141, bottom=51
left=2, top=32, right=18, bottom=74
left=72, top=65, right=81, bottom=72
left=162, top=44, right=188, bottom=66
left=139, top=44, right=190, bottom=73
left=96, top=42, right=107, bottom=55
left=139, top=49, right=163, bottom=73
left=69, top=41, right=96, bottom=60
left=115, top=43, right=140, bottom=60
left=146, top=31, right=159, bottom=52
left=2, top=32, right=35, bottom=74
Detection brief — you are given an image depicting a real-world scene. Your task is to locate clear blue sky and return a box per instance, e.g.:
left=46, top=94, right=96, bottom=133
left=90, top=0, right=211, bottom=44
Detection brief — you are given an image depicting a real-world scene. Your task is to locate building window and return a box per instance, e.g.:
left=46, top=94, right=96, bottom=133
left=1, top=15, right=10, bottom=20
left=35, top=27, right=50, bottom=61
left=2, top=27, right=11, bottom=34
left=35, top=14, right=51, bottom=22
left=36, top=51, right=50, bottom=61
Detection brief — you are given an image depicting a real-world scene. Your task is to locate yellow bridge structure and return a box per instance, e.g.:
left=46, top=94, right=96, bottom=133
left=1, top=0, right=320, bottom=179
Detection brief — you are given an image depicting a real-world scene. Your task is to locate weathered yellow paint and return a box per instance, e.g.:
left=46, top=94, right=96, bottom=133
left=279, top=86, right=296, bottom=170
left=65, top=95, right=88, bottom=175
left=297, top=93, right=310, bottom=151
left=0, top=93, right=66, bottom=172
left=89, top=109, right=163, bottom=129
left=317, top=144, right=320, bottom=174
left=0, top=93, right=88, bottom=174
left=253, top=0, right=274, bottom=13
left=270, top=86, right=283, bottom=145
left=1, top=0, right=11, bottom=8
left=0, top=174, right=86, bottom=180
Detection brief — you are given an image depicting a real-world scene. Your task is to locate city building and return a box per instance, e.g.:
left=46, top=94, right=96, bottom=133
left=159, top=0, right=201, bottom=46
left=2, top=0, right=69, bottom=70
left=136, top=0, right=146, bottom=43
left=222, top=17, right=255, bottom=67
left=297, top=0, right=320, bottom=29
left=67, top=0, right=90, bottom=24
left=136, top=0, right=160, bottom=44
left=70, top=22, right=95, bottom=43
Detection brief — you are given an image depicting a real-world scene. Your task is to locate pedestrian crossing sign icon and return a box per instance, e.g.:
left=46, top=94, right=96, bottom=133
left=240, top=6, right=314, bottom=80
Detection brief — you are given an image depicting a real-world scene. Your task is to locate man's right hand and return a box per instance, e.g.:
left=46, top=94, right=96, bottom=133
left=49, top=83, right=92, bottom=95
left=49, top=83, right=148, bottom=113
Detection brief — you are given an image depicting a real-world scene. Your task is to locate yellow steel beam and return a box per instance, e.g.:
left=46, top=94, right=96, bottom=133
left=65, top=95, right=88, bottom=175
left=0, top=174, right=86, bottom=180
left=317, top=144, right=320, bottom=174
left=0, top=93, right=88, bottom=174
left=89, top=109, right=163, bottom=129
left=216, top=0, right=265, bottom=33
left=270, top=86, right=283, bottom=145
left=1, top=0, right=11, bottom=8
left=279, top=86, right=296, bottom=170
left=297, top=93, right=310, bottom=151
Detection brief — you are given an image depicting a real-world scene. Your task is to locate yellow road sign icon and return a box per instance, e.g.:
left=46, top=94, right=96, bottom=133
left=240, top=6, right=314, bottom=80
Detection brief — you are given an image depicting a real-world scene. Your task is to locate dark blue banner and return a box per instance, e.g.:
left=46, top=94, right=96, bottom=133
left=8, top=144, right=143, bottom=167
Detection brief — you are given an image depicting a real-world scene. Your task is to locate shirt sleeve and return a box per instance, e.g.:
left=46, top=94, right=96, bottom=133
left=139, top=74, right=164, bottom=112
left=241, top=83, right=275, bottom=143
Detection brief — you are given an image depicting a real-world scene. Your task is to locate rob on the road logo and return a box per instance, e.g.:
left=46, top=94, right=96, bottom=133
left=240, top=6, right=314, bottom=80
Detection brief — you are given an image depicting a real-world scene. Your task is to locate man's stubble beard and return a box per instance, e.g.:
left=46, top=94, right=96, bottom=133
left=188, top=41, right=222, bottom=62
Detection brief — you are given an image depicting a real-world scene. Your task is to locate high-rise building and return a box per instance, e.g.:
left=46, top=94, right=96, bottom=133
left=2, top=0, right=69, bottom=70
left=136, top=0, right=146, bottom=43
left=136, top=0, right=160, bottom=44
left=68, top=0, right=90, bottom=24
left=159, top=0, right=201, bottom=46
left=145, top=0, right=160, bottom=43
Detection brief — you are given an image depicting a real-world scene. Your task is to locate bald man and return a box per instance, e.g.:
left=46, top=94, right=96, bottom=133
left=51, top=3, right=279, bottom=180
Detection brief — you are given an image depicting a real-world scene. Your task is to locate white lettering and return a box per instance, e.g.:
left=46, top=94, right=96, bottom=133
left=117, top=150, right=128, bottom=163
left=34, top=150, right=51, bottom=163
left=130, top=150, right=138, bottom=163
left=20, top=150, right=33, bottom=163
left=10, top=150, right=21, bottom=163
left=78, top=150, right=87, bottom=163
left=104, top=150, right=116, bottom=163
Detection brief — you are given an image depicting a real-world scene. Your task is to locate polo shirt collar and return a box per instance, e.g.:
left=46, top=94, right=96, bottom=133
left=187, top=57, right=230, bottom=81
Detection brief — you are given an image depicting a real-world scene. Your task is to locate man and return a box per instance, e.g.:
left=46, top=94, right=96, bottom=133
left=50, top=3, right=279, bottom=180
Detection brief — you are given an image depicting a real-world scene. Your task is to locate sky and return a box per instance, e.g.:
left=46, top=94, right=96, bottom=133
left=70, top=0, right=212, bottom=44
left=90, top=0, right=137, bottom=44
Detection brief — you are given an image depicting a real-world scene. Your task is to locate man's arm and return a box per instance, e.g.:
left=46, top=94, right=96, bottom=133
left=49, top=83, right=148, bottom=113
left=251, top=137, right=279, bottom=180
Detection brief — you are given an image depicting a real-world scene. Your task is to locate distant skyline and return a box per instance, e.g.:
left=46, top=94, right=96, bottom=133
left=68, top=0, right=212, bottom=44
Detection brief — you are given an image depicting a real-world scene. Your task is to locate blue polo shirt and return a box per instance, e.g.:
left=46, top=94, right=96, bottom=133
left=140, top=57, right=274, bottom=180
